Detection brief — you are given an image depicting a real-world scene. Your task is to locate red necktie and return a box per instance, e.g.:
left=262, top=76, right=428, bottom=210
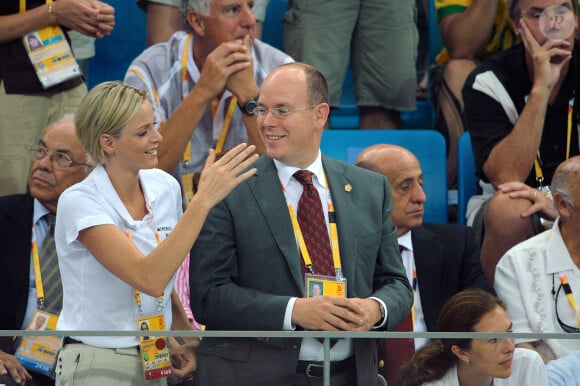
left=294, top=170, right=334, bottom=276
left=383, top=245, right=415, bottom=386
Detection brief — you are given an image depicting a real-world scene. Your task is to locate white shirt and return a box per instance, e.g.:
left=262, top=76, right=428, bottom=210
left=398, top=231, right=428, bottom=350
left=55, top=165, right=182, bottom=348
left=274, top=152, right=350, bottom=360
left=422, top=348, right=547, bottom=386
left=495, top=218, right=580, bottom=360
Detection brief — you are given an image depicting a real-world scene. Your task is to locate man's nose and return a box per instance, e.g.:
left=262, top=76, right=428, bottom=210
left=240, top=3, right=256, bottom=27
left=412, top=185, right=427, bottom=203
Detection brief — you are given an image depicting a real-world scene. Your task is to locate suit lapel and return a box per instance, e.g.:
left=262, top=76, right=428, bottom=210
left=412, top=226, right=444, bottom=330
left=247, top=157, right=305, bottom=294
left=322, top=157, right=356, bottom=290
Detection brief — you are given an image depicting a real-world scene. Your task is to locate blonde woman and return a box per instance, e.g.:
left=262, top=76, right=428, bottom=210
left=54, top=81, right=257, bottom=386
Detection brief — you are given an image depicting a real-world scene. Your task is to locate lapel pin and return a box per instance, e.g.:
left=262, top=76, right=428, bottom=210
left=344, top=184, right=352, bottom=192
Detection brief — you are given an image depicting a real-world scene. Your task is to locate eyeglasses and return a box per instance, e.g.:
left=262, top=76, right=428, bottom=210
left=253, top=105, right=318, bottom=119
left=520, top=5, right=572, bottom=21
left=28, top=146, right=91, bottom=170
left=555, top=282, right=580, bottom=333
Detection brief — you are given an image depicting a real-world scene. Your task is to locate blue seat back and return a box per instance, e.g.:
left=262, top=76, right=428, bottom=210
left=457, top=132, right=478, bottom=224
left=262, top=0, right=287, bottom=50
left=321, top=129, right=448, bottom=223
left=88, top=1, right=146, bottom=89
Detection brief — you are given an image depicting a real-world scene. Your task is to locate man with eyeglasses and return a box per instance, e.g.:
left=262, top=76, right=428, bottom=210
left=495, top=155, right=580, bottom=362
left=124, top=0, right=293, bottom=197
left=0, top=117, right=91, bottom=386
left=189, top=63, right=412, bottom=386
left=462, top=0, right=580, bottom=286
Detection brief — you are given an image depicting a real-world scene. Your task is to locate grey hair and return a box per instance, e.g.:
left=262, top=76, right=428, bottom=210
left=181, top=0, right=213, bottom=33
left=551, top=166, right=578, bottom=208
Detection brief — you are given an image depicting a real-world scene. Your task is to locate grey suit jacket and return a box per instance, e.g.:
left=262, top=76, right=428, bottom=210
left=190, top=155, right=413, bottom=386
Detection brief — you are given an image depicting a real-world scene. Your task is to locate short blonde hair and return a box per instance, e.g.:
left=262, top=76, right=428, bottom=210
left=75, top=81, right=148, bottom=164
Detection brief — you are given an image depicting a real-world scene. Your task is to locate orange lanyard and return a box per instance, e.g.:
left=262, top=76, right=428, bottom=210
left=30, top=221, right=46, bottom=308
left=20, top=0, right=52, bottom=13
left=560, top=274, right=580, bottom=328
left=281, top=171, right=343, bottom=278
left=180, top=34, right=237, bottom=165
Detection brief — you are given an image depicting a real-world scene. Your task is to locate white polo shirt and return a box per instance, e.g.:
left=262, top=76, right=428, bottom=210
left=55, top=165, right=182, bottom=348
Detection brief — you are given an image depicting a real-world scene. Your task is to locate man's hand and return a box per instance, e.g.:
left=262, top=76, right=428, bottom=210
left=0, top=350, right=31, bottom=385
left=226, top=34, right=259, bottom=103
left=348, top=298, right=383, bottom=331
left=168, top=337, right=200, bottom=384
left=519, top=18, right=571, bottom=93
left=50, top=0, right=115, bottom=38
left=195, top=39, right=253, bottom=102
left=498, top=181, right=558, bottom=221
left=292, top=296, right=380, bottom=332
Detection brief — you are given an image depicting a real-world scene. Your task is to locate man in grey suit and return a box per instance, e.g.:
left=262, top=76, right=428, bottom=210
left=356, top=144, right=492, bottom=384
left=189, top=63, right=413, bottom=386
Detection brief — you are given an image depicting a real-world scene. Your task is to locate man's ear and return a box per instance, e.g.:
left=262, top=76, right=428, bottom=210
left=314, top=103, right=330, bottom=131
left=554, top=193, right=571, bottom=219
left=187, top=11, right=206, bottom=36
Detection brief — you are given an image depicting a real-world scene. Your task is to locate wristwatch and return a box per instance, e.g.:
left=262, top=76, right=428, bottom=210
left=240, top=95, right=259, bottom=115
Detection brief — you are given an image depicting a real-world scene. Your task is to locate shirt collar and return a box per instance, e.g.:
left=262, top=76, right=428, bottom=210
left=33, top=198, right=51, bottom=225
left=546, top=218, right=578, bottom=274
left=92, top=165, right=156, bottom=226
left=397, top=231, right=413, bottom=252
left=273, top=150, right=325, bottom=188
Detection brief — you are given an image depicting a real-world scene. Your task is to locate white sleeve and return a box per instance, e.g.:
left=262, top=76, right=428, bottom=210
left=57, top=187, right=114, bottom=245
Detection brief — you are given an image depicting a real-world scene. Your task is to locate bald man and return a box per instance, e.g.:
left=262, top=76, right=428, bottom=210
left=495, top=156, right=580, bottom=361
left=356, top=144, right=491, bottom=381
left=0, top=118, right=91, bottom=386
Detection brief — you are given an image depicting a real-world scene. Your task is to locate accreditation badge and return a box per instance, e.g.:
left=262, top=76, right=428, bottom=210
left=23, top=26, right=81, bottom=89
left=15, top=309, right=63, bottom=378
left=138, top=315, right=172, bottom=380
left=305, top=274, right=347, bottom=298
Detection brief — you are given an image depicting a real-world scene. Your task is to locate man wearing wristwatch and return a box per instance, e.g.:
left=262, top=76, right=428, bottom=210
left=125, top=0, right=293, bottom=186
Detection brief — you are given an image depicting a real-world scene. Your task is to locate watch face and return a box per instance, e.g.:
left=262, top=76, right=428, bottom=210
left=246, top=98, right=258, bottom=114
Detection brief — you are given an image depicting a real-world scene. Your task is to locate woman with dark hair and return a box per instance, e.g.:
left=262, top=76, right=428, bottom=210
left=398, top=288, right=547, bottom=386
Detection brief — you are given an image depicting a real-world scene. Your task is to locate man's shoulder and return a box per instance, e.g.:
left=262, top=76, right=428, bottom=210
left=419, top=221, right=467, bottom=234
left=127, top=32, right=185, bottom=71
left=0, top=193, right=31, bottom=213
left=466, top=44, right=524, bottom=85
left=497, top=230, right=550, bottom=270
left=253, top=39, right=294, bottom=68
left=323, top=155, right=385, bottom=182
left=413, top=222, right=473, bottom=246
